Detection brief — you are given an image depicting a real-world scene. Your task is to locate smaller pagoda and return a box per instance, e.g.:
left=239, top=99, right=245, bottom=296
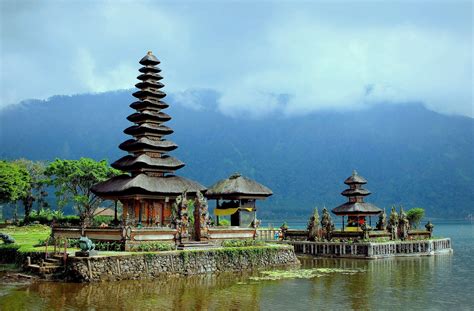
left=205, top=173, right=272, bottom=227
left=332, top=170, right=382, bottom=231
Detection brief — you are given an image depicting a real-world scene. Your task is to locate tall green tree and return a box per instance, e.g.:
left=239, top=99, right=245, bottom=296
left=13, top=159, right=48, bottom=223
left=406, top=208, right=425, bottom=229
left=0, top=160, right=30, bottom=204
left=0, top=160, right=30, bottom=221
left=45, top=158, right=121, bottom=226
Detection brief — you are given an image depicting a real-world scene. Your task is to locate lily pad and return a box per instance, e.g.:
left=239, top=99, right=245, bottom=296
left=249, top=268, right=364, bottom=281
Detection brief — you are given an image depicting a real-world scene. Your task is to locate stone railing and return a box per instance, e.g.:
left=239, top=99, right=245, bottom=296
left=285, top=238, right=452, bottom=259
left=207, top=227, right=256, bottom=240
left=256, top=228, right=281, bottom=241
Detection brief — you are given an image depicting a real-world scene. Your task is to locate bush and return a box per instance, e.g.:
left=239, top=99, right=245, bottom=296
left=221, top=239, right=265, bottom=248
left=218, top=219, right=230, bottom=226
left=407, top=208, right=425, bottom=229
left=92, top=215, right=114, bottom=227
left=131, top=242, right=176, bottom=252
left=93, top=240, right=123, bottom=251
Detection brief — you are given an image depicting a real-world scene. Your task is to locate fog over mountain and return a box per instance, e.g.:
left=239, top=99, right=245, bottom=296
left=0, top=89, right=473, bottom=219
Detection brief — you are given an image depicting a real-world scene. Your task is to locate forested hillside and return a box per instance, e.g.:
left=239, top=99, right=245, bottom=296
left=1, top=90, right=472, bottom=219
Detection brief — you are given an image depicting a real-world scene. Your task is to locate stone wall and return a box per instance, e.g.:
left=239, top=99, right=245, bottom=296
left=65, top=245, right=299, bottom=282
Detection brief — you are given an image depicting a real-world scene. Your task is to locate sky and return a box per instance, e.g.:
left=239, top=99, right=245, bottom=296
left=0, top=0, right=472, bottom=118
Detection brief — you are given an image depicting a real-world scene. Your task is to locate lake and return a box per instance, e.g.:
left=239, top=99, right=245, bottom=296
left=0, top=221, right=473, bottom=310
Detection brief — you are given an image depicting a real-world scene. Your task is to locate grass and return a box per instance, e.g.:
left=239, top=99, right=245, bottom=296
left=1, top=225, right=52, bottom=252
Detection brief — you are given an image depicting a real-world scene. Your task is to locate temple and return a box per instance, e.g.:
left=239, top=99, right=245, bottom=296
left=91, top=51, right=206, bottom=228
left=332, top=170, right=382, bottom=231
left=205, top=173, right=272, bottom=227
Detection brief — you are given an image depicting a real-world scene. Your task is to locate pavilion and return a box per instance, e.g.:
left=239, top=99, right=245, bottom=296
left=205, top=173, right=272, bottom=227
left=332, top=171, right=382, bottom=231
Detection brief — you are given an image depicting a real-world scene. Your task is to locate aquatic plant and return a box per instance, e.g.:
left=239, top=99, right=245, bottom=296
left=249, top=268, right=364, bottom=281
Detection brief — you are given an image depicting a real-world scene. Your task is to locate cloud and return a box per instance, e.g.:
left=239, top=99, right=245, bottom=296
left=0, top=1, right=472, bottom=118
left=216, top=17, right=472, bottom=117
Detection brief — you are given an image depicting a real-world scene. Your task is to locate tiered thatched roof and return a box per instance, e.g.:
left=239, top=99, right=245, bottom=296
left=332, top=171, right=381, bottom=216
left=91, top=52, right=205, bottom=198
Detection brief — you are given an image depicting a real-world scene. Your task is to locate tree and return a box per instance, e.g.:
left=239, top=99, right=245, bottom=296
left=406, top=208, right=425, bottom=229
left=0, top=160, right=30, bottom=204
left=45, top=158, right=121, bottom=226
left=13, top=159, right=48, bottom=223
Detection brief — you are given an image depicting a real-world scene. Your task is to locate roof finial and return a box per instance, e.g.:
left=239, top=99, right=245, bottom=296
left=352, top=170, right=358, bottom=176
left=230, top=172, right=241, bottom=179
left=147, top=51, right=153, bottom=55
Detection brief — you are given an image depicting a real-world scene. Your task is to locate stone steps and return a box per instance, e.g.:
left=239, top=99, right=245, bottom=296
left=26, top=253, right=67, bottom=279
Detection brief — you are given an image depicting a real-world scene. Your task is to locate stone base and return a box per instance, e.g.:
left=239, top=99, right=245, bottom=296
left=75, top=250, right=98, bottom=257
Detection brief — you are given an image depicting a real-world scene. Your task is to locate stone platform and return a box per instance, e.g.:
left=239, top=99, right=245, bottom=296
left=283, top=238, right=452, bottom=259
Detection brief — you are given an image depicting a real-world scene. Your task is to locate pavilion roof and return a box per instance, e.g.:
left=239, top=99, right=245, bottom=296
left=91, top=174, right=206, bottom=197
left=205, top=173, right=272, bottom=199
left=332, top=202, right=382, bottom=216
left=112, top=154, right=184, bottom=173
left=344, top=170, right=368, bottom=185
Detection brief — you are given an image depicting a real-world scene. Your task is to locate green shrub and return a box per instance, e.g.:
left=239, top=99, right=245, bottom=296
left=218, top=219, right=230, bottom=226
left=407, top=208, right=425, bottom=229
left=92, top=215, right=114, bottom=227
left=221, top=239, right=265, bottom=247
left=131, top=242, right=176, bottom=252
left=93, top=240, right=123, bottom=251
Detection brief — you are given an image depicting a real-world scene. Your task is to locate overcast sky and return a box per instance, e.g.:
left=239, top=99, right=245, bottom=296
left=1, top=0, right=472, bottom=117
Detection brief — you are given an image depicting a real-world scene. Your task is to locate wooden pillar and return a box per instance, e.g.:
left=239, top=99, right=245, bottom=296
left=122, top=201, right=128, bottom=225
left=369, top=216, right=372, bottom=227
left=138, top=200, right=143, bottom=226
left=114, top=200, right=118, bottom=224
left=161, top=203, right=165, bottom=225
left=216, top=199, right=220, bottom=226
left=342, top=215, right=345, bottom=231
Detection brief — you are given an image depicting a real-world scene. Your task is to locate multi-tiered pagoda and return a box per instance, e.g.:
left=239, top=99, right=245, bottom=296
left=332, top=170, right=381, bottom=230
left=91, top=51, right=206, bottom=227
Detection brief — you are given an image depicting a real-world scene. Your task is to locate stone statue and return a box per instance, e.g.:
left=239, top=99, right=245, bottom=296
left=194, top=191, right=211, bottom=240
left=376, top=209, right=387, bottom=230
left=388, top=206, right=399, bottom=240
left=361, top=223, right=371, bottom=240
left=398, top=207, right=409, bottom=240
left=173, top=191, right=190, bottom=242
left=75, top=236, right=98, bottom=257
left=79, top=236, right=95, bottom=252
left=307, top=208, right=320, bottom=241
left=425, top=221, right=434, bottom=238
left=321, top=207, right=334, bottom=241
left=0, top=233, right=15, bottom=244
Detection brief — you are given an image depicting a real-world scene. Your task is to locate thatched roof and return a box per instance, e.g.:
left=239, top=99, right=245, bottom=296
left=135, top=81, right=164, bottom=89
left=344, top=170, right=367, bottom=185
left=112, top=154, right=184, bottom=172
left=137, top=73, right=163, bottom=81
left=124, top=123, right=173, bottom=136
left=205, top=173, right=272, bottom=199
left=341, top=188, right=371, bottom=197
left=132, top=89, right=166, bottom=100
left=332, top=202, right=382, bottom=216
left=91, top=174, right=206, bottom=197
left=127, top=111, right=171, bottom=123
left=139, top=51, right=160, bottom=66
left=119, top=138, right=178, bottom=152
left=130, top=100, right=169, bottom=111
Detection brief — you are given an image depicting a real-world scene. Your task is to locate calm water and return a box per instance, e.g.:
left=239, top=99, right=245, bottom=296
left=0, top=221, right=473, bottom=310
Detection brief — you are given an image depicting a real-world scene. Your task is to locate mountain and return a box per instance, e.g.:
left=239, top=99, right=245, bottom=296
left=1, top=90, right=473, bottom=219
